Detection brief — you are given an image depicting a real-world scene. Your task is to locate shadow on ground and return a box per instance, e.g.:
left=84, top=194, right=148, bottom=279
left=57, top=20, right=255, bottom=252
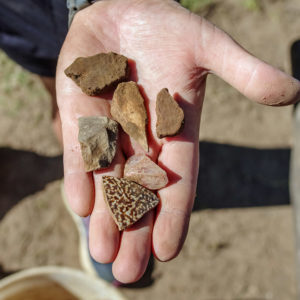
left=0, top=147, right=63, bottom=220
left=194, top=141, right=290, bottom=211
left=0, top=143, right=290, bottom=218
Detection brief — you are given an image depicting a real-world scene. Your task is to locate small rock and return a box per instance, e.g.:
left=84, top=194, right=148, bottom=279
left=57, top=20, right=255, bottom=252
left=156, top=88, right=184, bottom=138
left=102, top=176, right=159, bottom=231
left=78, top=116, right=118, bottom=172
left=111, top=81, right=148, bottom=151
left=124, top=154, right=168, bottom=190
left=64, top=52, right=129, bottom=96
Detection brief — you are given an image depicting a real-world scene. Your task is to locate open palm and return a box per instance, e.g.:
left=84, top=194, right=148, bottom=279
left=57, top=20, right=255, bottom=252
left=56, top=0, right=300, bottom=283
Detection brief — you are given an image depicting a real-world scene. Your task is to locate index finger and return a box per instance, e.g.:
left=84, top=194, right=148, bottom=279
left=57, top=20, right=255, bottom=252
left=151, top=88, right=202, bottom=261
left=152, top=139, right=199, bottom=261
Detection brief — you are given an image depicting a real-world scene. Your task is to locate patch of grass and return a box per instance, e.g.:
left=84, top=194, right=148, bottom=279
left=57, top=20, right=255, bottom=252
left=0, top=50, right=49, bottom=118
left=181, top=0, right=213, bottom=12
left=242, top=0, right=262, bottom=11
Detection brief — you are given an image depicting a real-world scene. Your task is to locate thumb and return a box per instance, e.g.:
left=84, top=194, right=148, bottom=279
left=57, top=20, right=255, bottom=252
left=194, top=17, right=300, bottom=106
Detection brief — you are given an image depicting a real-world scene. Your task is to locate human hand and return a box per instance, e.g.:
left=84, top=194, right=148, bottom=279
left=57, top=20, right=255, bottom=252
left=56, top=0, right=300, bottom=283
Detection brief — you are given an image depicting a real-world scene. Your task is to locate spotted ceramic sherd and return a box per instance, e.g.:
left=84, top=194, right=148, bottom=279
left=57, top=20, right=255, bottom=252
left=102, top=176, right=159, bottom=231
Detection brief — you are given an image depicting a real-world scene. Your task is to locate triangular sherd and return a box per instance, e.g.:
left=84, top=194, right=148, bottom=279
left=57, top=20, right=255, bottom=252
left=102, top=176, right=159, bottom=231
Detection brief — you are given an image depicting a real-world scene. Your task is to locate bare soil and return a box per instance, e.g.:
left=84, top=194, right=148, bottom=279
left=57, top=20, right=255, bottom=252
left=0, top=1, right=299, bottom=299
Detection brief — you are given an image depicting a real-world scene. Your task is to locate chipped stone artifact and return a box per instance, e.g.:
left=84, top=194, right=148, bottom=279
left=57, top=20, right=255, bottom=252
left=124, top=154, right=168, bottom=190
left=78, top=116, right=118, bottom=172
left=102, top=176, right=159, bottom=231
left=111, top=81, right=148, bottom=151
left=64, top=52, right=129, bottom=96
left=156, top=88, right=184, bottom=138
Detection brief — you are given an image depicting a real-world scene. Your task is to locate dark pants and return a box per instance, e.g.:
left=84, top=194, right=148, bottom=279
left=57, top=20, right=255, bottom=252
left=0, top=0, right=68, bottom=77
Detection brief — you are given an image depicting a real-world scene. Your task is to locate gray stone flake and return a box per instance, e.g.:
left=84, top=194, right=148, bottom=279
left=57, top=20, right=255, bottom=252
left=78, top=116, right=118, bottom=172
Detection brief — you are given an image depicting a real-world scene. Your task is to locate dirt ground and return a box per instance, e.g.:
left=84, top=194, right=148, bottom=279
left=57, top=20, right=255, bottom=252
left=0, top=0, right=300, bottom=299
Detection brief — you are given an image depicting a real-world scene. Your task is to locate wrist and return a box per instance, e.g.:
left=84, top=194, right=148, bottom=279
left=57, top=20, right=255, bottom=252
left=67, top=0, right=101, bottom=26
left=67, top=0, right=181, bottom=27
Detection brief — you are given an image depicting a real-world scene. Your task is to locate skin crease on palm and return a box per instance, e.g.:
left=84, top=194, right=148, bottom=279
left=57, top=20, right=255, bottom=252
left=56, top=0, right=300, bottom=283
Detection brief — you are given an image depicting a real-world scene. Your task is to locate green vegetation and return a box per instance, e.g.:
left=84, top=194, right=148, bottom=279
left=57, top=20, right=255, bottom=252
left=181, top=0, right=263, bottom=13
left=181, top=0, right=213, bottom=12
left=0, top=51, right=47, bottom=118
left=242, top=0, right=261, bottom=11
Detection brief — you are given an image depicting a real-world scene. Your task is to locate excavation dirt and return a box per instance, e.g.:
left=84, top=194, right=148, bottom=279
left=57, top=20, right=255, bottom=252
left=0, top=1, right=299, bottom=299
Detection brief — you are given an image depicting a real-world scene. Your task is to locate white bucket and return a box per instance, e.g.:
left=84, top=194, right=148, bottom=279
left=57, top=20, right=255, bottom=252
left=0, top=266, right=126, bottom=300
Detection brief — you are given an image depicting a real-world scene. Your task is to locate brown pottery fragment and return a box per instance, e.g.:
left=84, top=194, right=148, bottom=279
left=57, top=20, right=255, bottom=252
left=78, top=116, right=118, bottom=172
left=156, top=88, right=184, bottom=138
left=65, top=52, right=129, bottom=96
left=102, top=176, right=159, bottom=231
left=111, top=81, right=148, bottom=151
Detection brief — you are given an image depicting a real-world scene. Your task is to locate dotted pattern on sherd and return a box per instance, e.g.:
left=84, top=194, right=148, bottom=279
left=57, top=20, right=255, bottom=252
left=102, top=176, right=159, bottom=230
